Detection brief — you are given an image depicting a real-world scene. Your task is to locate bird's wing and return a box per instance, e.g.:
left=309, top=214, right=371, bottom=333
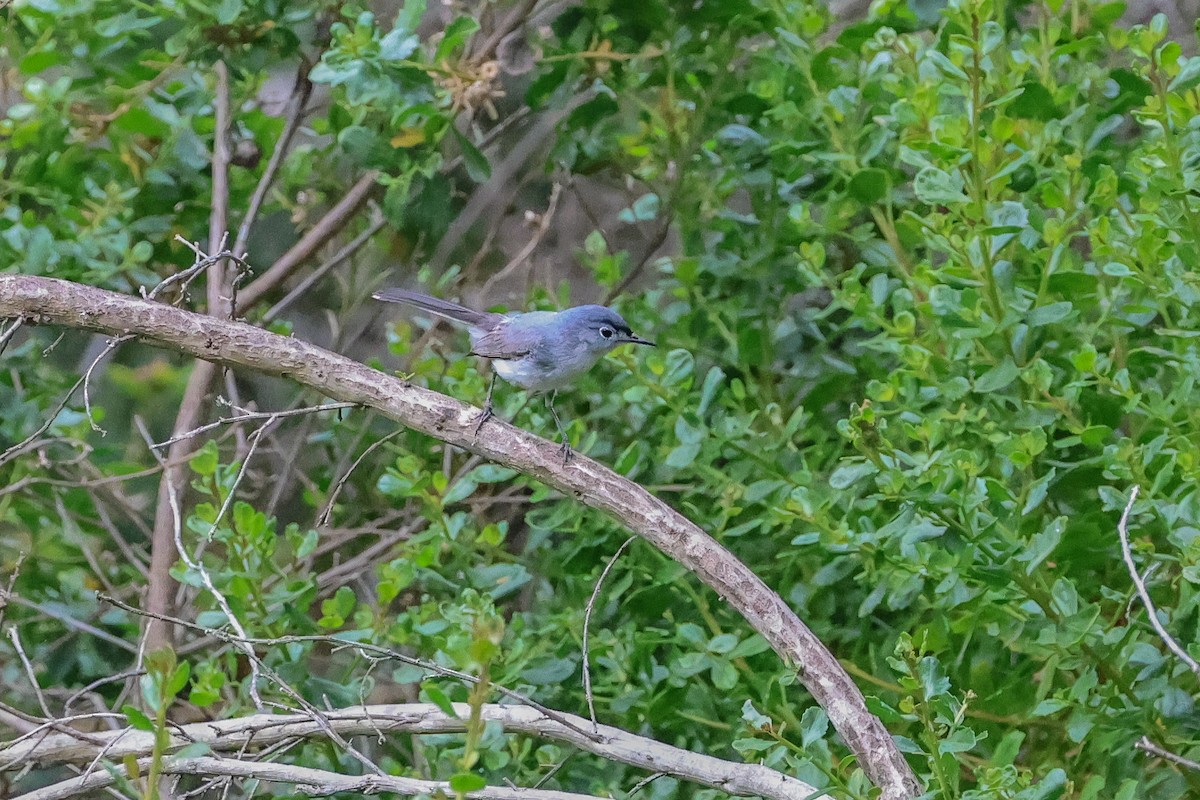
left=373, top=288, right=505, bottom=329
left=469, top=320, right=537, bottom=361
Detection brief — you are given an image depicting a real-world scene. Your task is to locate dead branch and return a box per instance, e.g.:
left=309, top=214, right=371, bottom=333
left=0, top=273, right=922, bottom=800
left=0, top=703, right=820, bottom=800
left=13, top=754, right=605, bottom=800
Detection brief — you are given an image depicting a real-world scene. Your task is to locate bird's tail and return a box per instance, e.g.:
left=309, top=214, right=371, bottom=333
left=372, top=288, right=503, bottom=328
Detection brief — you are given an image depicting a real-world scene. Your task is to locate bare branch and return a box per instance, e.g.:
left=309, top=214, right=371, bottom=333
left=151, top=402, right=356, bottom=450
left=13, top=755, right=607, bottom=800
left=6, top=626, right=53, bottom=718
left=480, top=181, right=563, bottom=297
left=1, top=703, right=821, bottom=800
left=582, top=535, right=635, bottom=730
left=233, top=62, right=314, bottom=258
left=0, top=274, right=922, bottom=800
left=1117, top=486, right=1200, bottom=680
left=0, top=317, right=23, bottom=357
left=1137, top=736, right=1200, bottom=773
left=208, top=61, right=232, bottom=319
left=262, top=206, right=387, bottom=323
left=236, top=171, right=379, bottom=312
left=317, top=427, right=404, bottom=526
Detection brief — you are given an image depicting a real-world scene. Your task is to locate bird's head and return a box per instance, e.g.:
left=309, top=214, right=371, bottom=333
left=564, top=305, right=656, bottom=353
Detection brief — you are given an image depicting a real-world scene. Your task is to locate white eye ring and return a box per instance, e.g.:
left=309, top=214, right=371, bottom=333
left=599, top=327, right=615, bottom=339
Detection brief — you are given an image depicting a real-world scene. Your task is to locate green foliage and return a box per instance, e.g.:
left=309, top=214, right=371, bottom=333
left=4, top=0, right=1200, bottom=798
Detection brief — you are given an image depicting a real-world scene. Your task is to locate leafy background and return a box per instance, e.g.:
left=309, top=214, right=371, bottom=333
left=2, top=0, right=1200, bottom=797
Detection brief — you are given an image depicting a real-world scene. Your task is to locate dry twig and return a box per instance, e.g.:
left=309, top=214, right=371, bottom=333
left=1, top=703, right=820, bottom=800
left=1117, top=486, right=1200, bottom=680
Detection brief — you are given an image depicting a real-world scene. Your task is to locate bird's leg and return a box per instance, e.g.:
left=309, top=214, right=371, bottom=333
left=546, top=391, right=572, bottom=465
left=473, top=372, right=497, bottom=440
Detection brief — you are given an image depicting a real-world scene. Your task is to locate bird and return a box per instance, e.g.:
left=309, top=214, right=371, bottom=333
left=373, top=288, right=656, bottom=463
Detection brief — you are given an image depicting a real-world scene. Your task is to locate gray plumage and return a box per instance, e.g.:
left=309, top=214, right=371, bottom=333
left=373, top=288, right=655, bottom=461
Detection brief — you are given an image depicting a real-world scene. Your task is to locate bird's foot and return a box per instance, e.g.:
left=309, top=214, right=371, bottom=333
left=558, top=438, right=574, bottom=466
left=473, top=403, right=493, bottom=440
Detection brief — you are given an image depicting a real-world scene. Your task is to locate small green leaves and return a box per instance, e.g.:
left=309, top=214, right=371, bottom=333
left=913, top=167, right=967, bottom=206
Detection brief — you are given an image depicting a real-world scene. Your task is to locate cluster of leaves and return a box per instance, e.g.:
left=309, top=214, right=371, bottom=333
left=4, top=0, right=1200, bottom=798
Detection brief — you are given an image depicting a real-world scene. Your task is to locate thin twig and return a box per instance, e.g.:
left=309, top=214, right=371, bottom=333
left=626, top=772, right=664, bottom=798
left=1137, top=736, right=1200, bottom=772
left=582, top=536, right=635, bottom=730
left=0, top=317, right=23, bottom=357
left=152, top=403, right=356, bottom=450
left=98, top=594, right=604, bottom=744
left=318, top=428, right=404, bottom=526
left=480, top=182, right=563, bottom=297
left=81, top=336, right=129, bottom=435
left=1117, top=486, right=1200, bottom=680
left=0, top=373, right=88, bottom=470
left=0, top=552, right=25, bottom=631
left=2, top=595, right=136, bottom=654
left=233, top=62, right=314, bottom=258
left=7, top=626, right=54, bottom=718
left=135, top=418, right=267, bottom=712
left=262, top=207, right=387, bottom=323
left=208, top=61, right=232, bottom=319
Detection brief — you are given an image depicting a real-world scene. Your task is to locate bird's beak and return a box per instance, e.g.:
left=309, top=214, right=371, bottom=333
left=620, top=334, right=656, bottom=347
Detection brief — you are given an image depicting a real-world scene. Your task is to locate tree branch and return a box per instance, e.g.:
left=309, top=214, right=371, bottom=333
left=0, top=703, right=819, bottom=800
left=0, top=274, right=922, bottom=800
left=11, top=755, right=603, bottom=800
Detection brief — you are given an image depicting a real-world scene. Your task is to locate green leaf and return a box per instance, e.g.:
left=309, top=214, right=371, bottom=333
left=848, top=168, right=889, bottom=204
left=380, top=29, right=419, bottom=61
left=1018, top=516, right=1066, bottom=574
left=122, top=705, right=154, bottom=731
left=917, top=656, right=951, bottom=699
left=434, top=16, right=480, bottom=61
left=913, top=167, right=967, bottom=205
left=1169, top=56, right=1200, bottom=91
left=1028, top=302, right=1073, bottom=327
left=423, top=683, right=459, bottom=718
left=741, top=699, right=771, bottom=728
left=974, top=358, right=1019, bottom=392
left=799, top=706, right=829, bottom=746
left=707, top=633, right=739, bottom=654
left=189, top=441, right=219, bottom=477
left=1022, top=468, right=1056, bottom=515
left=451, top=127, right=491, bottom=182
left=829, top=460, right=877, bottom=490
left=449, top=772, right=487, bottom=792
left=166, top=661, right=191, bottom=698
left=938, top=727, right=978, bottom=754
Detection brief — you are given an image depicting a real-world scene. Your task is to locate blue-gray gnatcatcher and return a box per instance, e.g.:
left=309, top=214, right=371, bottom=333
left=374, top=289, right=656, bottom=462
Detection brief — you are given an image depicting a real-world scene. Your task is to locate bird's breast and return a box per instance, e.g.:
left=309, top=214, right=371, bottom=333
left=492, top=349, right=600, bottom=392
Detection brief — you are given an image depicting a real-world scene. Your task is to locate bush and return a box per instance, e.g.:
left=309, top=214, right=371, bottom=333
left=1, top=0, right=1198, bottom=797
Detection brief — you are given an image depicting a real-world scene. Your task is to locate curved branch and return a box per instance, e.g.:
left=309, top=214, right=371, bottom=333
left=13, top=755, right=601, bottom=800
left=0, top=274, right=921, bottom=800
left=0, top=703, right=818, bottom=800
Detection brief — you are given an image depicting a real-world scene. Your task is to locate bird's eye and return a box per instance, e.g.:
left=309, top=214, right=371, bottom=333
left=599, top=327, right=615, bottom=339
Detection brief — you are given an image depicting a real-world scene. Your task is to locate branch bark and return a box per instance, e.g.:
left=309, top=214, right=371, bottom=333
left=0, top=702, right=819, bottom=799
left=12, top=755, right=603, bottom=800
left=0, top=274, right=922, bottom=800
